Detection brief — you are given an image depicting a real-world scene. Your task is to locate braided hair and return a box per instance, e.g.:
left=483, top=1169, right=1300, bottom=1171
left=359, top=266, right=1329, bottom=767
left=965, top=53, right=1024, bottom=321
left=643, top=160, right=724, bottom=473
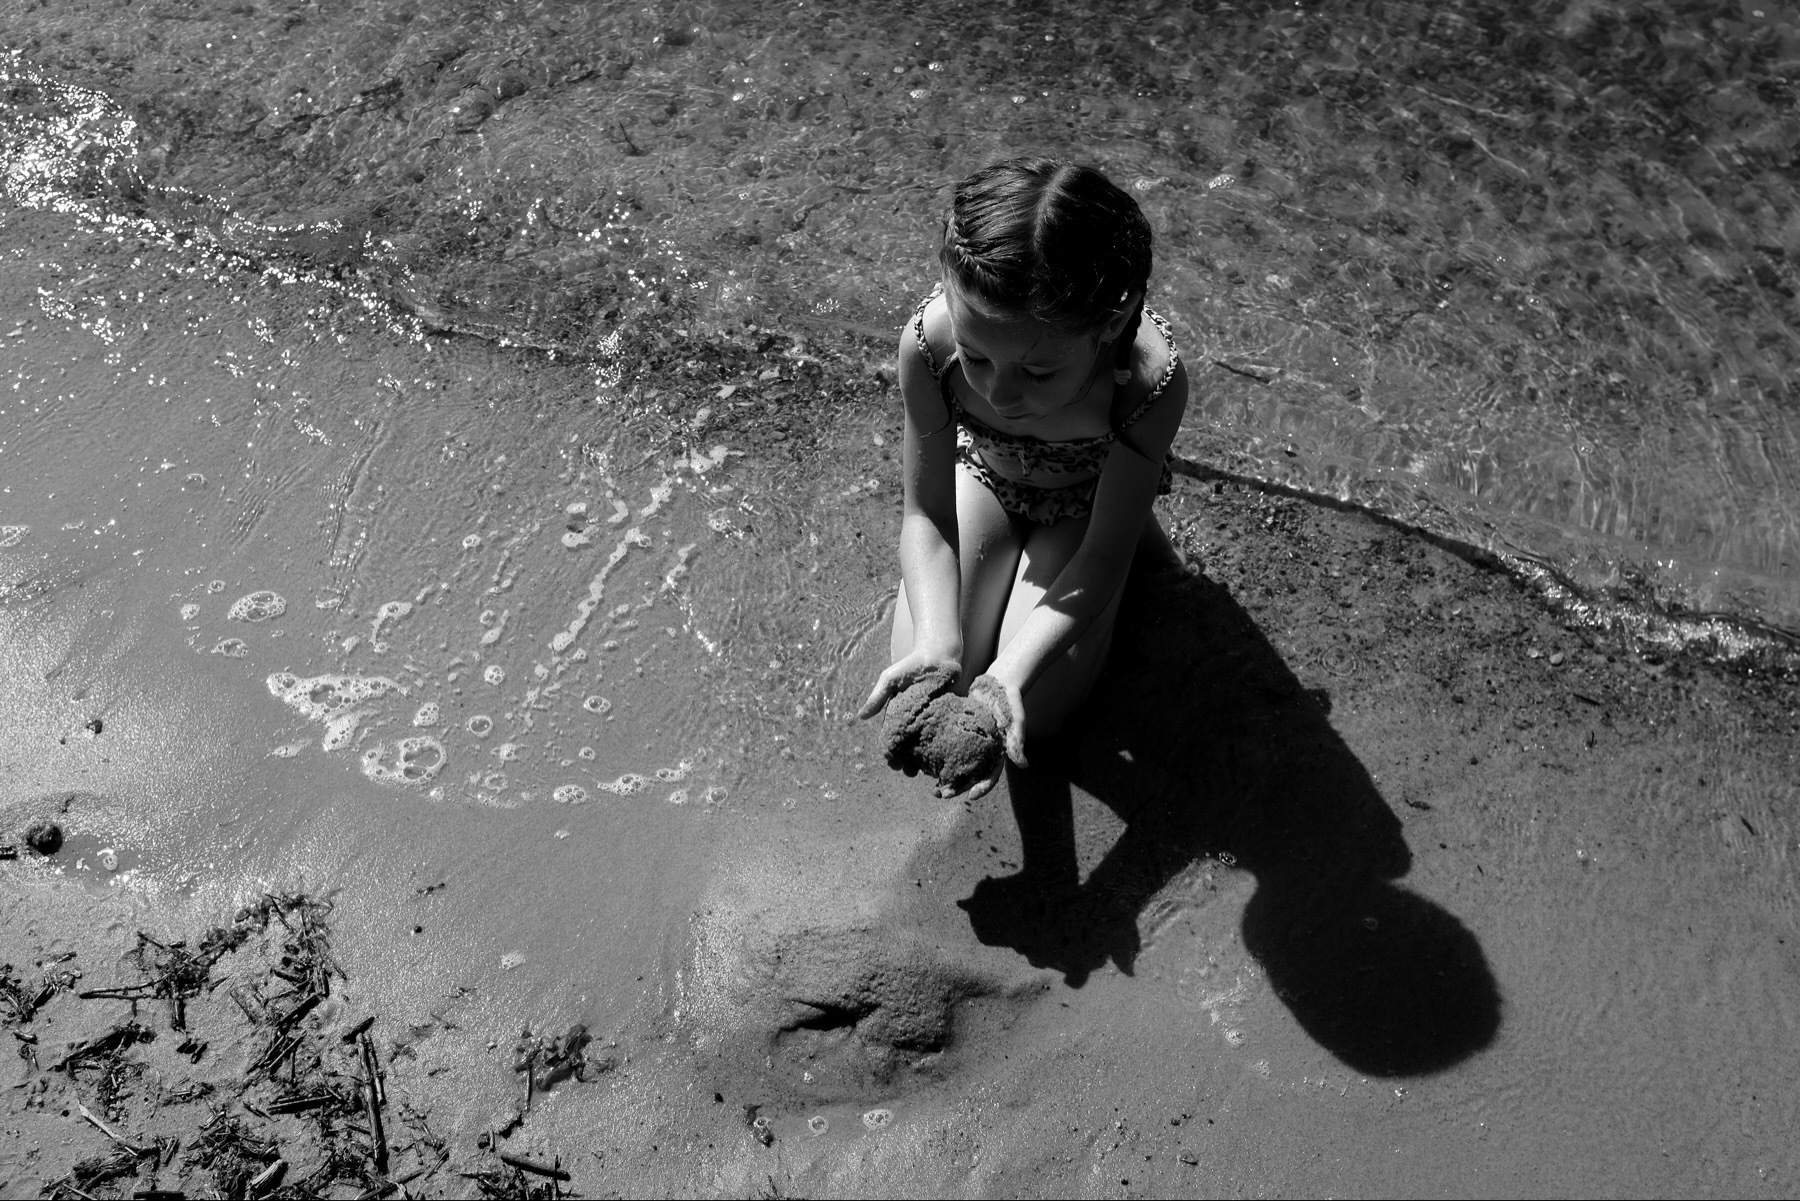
left=939, top=157, right=1153, bottom=382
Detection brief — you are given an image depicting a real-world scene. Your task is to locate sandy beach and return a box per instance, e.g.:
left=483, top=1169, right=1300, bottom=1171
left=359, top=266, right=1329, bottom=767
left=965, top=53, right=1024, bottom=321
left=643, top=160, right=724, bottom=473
left=1, top=206, right=1796, bottom=1198
left=4, top=1, right=1800, bottom=1195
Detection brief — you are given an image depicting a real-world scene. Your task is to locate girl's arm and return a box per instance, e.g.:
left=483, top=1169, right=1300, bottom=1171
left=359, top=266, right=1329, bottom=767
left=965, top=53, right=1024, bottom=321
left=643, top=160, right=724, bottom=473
left=982, top=357, right=1191, bottom=704
left=858, top=319, right=965, bottom=717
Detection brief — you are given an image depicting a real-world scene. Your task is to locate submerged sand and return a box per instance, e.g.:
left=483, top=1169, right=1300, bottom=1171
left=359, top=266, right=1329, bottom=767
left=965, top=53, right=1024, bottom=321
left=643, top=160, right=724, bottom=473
left=1, top=209, right=1797, bottom=1198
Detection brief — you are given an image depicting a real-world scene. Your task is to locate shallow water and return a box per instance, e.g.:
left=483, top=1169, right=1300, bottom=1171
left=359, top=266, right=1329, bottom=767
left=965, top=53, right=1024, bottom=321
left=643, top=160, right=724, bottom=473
left=3, top=0, right=1799, bottom=657
left=0, top=207, right=898, bottom=1041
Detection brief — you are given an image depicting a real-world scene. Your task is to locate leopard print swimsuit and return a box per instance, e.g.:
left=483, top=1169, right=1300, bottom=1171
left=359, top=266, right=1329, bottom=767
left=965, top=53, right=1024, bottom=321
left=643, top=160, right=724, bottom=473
left=910, top=289, right=1179, bottom=525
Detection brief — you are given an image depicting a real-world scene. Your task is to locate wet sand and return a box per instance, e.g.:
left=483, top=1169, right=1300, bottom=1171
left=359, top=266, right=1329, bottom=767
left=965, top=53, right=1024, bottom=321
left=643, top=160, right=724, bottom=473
left=2, top=206, right=1797, bottom=1197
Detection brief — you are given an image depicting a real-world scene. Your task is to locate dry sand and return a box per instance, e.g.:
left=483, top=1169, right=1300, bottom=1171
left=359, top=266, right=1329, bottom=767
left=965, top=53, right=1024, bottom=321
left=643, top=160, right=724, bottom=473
left=1, top=209, right=1797, bottom=1199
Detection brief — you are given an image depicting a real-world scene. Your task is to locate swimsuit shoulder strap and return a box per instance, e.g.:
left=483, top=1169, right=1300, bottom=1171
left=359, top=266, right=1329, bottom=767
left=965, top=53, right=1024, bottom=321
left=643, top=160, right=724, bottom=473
left=1112, top=308, right=1181, bottom=433
left=910, top=284, right=952, bottom=381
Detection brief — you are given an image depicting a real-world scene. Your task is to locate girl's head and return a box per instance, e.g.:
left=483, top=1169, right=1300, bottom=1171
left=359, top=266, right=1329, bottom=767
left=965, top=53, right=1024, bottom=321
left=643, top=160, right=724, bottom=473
left=939, top=158, right=1153, bottom=385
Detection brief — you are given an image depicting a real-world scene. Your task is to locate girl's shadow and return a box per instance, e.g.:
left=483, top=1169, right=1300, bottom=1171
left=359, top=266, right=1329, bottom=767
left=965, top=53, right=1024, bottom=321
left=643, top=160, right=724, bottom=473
left=956, top=564, right=1502, bottom=1076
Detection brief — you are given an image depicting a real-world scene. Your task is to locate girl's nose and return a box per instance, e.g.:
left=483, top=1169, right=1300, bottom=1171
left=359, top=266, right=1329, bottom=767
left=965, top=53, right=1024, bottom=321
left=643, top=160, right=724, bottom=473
left=987, top=373, right=1022, bottom=407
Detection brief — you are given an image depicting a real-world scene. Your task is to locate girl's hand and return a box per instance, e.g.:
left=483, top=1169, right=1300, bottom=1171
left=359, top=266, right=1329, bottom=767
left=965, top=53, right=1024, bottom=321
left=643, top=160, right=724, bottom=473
left=858, top=650, right=962, bottom=720
left=954, top=673, right=1026, bottom=800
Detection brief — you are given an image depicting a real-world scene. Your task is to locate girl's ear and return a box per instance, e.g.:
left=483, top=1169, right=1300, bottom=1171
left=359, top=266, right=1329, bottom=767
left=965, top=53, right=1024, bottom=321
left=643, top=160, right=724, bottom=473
left=1100, top=291, right=1145, bottom=344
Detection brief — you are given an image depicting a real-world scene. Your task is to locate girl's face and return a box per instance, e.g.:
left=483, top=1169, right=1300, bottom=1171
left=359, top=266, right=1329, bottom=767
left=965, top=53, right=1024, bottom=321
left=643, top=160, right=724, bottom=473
left=943, top=284, right=1107, bottom=422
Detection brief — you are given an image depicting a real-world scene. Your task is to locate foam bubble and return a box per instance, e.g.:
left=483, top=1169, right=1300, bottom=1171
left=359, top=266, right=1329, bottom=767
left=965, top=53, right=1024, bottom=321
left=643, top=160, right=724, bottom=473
left=267, top=672, right=402, bottom=752
left=462, top=533, right=482, bottom=549
left=376, top=600, right=413, bottom=622
left=552, top=784, right=589, bottom=804
left=582, top=695, right=612, bottom=715
left=499, top=951, right=525, bottom=971
left=666, top=789, right=688, bottom=805
left=596, top=773, right=646, bottom=795
left=207, top=580, right=226, bottom=593
left=322, top=710, right=367, bottom=752
left=654, top=760, right=692, bottom=782
left=359, top=746, right=389, bottom=780
left=577, top=746, right=596, bottom=761
left=483, top=664, right=506, bottom=686
left=808, top=1116, right=829, bottom=1136
left=270, top=742, right=305, bottom=759
left=179, top=603, right=201, bottom=622
left=228, top=590, right=287, bottom=622
left=397, top=737, right=445, bottom=781
left=360, top=736, right=447, bottom=785
left=97, top=848, right=119, bottom=872
left=466, top=715, right=493, bottom=737
left=0, top=526, right=28, bottom=549
left=412, top=702, right=441, bottom=726
left=550, top=526, right=650, bottom=654
left=267, top=672, right=401, bottom=721
left=494, top=742, right=524, bottom=762
left=211, top=638, right=248, bottom=658
left=862, top=1109, right=893, bottom=1131
left=703, top=786, right=729, bottom=805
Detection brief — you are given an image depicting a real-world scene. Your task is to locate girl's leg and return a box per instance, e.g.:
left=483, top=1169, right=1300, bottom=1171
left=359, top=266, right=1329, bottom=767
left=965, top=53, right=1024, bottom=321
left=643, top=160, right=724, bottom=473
left=994, top=514, right=1130, bottom=738
left=887, top=463, right=1027, bottom=682
left=1136, top=513, right=1185, bottom=574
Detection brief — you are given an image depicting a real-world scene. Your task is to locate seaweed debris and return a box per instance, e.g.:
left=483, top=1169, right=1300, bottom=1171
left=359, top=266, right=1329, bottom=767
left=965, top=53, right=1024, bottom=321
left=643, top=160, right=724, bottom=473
left=12, top=892, right=453, bottom=1199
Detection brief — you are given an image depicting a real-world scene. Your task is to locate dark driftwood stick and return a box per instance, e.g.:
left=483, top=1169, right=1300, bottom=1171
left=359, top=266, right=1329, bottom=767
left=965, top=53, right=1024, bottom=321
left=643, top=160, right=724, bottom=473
left=76, top=986, right=155, bottom=1001
left=359, top=1032, right=386, bottom=1106
left=364, top=1080, right=388, bottom=1172
left=276, top=991, right=322, bottom=1030
left=340, top=1015, right=376, bottom=1043
left=497, top=1151, right=571, bottom=1181
left=229, top=986, right=264, bottom=1024
left=254, top=1032, right=302, bottom=1076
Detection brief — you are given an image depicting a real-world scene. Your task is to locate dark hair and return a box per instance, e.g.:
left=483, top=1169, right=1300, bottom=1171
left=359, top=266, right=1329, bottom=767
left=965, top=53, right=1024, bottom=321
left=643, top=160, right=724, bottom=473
left=939, top=157, right=1153, bottom=378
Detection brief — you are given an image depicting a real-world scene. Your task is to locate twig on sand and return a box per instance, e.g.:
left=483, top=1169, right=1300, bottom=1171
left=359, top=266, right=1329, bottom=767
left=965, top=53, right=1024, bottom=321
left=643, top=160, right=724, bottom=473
left=497, top=1151, right=571, bottom=1181
left=75, top=1102, right=152, bottom=1157
left=50, top=1023, right=151, bottom=1071
left=229, top=984, right=266, bottom=1025
left=75, top=985, right=158, bottom=1001
left=364, top=1075, right=389, bottom=1172
left=248, top=1157, right=287, bottom=1196
left=252, top=1030, right=304, bottom=1077
left=360, top=1030, right=387, bottom=1106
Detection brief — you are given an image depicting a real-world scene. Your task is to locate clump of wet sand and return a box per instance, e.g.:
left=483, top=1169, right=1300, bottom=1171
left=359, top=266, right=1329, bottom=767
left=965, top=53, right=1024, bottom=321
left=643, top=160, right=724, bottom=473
left=881, top=669, right=1005, bottom=794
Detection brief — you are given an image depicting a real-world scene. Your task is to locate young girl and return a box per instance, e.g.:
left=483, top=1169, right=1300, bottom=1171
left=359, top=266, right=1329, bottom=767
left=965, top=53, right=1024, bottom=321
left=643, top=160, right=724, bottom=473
left=858, top=157, right=1190, bottom=798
